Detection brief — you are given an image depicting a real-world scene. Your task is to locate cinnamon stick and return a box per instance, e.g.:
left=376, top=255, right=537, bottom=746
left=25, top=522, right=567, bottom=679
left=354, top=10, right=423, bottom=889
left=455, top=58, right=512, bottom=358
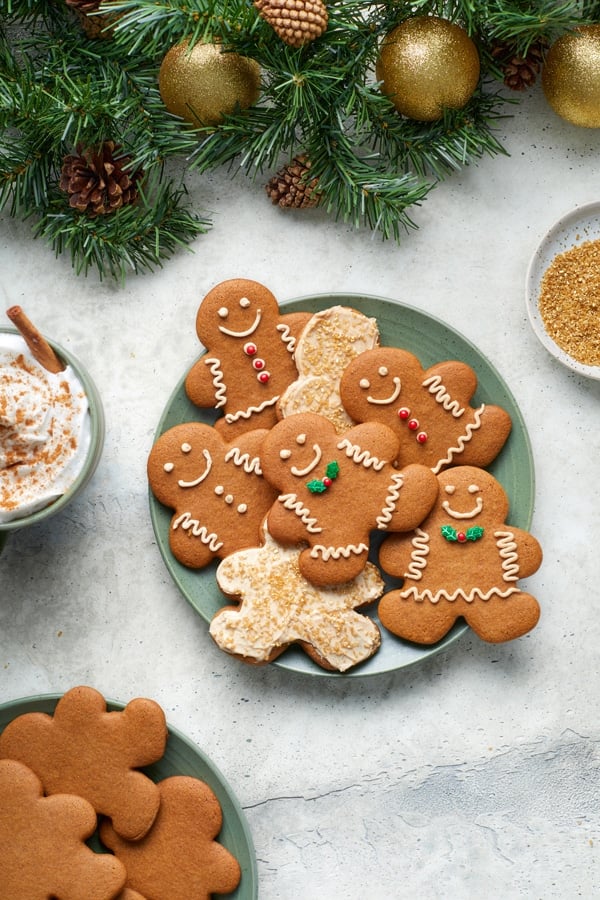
left=5, top=306, right=65, bottom=374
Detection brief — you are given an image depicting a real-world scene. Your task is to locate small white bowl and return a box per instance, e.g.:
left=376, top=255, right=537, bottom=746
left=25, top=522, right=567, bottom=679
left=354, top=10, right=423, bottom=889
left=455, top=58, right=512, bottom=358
left=526, top=201, right=600, bottom=380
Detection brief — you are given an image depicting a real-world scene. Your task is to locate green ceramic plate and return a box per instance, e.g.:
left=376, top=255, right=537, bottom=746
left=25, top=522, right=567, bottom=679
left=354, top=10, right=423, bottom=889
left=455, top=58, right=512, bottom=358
left=0, top=694, right=258, bottom=899
left=149, top=294, right=535, bottom=677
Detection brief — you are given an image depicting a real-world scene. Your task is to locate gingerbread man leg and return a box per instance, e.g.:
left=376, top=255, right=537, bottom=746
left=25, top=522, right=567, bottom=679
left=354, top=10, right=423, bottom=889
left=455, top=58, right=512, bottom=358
left=378, top=590, right=458, bottom=645
left=461, top=591, right=540, bottom=643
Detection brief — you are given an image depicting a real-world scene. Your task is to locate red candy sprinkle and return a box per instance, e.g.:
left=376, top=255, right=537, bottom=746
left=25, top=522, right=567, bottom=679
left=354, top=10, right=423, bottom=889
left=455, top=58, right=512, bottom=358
left=244, top=342, right=257, bottom=356
left=258, top=371, right=270, bottom=383
left=416, top=431, right=428, bottom=444
left=408, top=418, right=419, bottom=431
left=398, top=407, right=410, bottom=420
left=457, top=532, right=467, bottom=542
left=322, top=477, right=332, bottom=487
left=252, top=358, right=265, bottom=370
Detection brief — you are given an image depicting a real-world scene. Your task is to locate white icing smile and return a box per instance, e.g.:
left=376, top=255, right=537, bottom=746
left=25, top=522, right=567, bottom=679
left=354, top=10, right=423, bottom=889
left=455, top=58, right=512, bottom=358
left=218, top=309, right=262, bottom=338
left=442, top=496, right=483, bottom=519
left=290, top=444, right=322, bottom=477
left=177, top=449, right=212, bottom=488
left=366, top=376, right=401, bottom=405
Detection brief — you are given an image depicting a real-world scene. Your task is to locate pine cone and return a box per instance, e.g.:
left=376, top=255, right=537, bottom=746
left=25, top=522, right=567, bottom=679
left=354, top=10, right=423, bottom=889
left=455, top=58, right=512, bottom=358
left=266, top=156, right=321, bottom=209
left=59, top=142, right=142, bottom=216
left=491, top=39, right=547, bottom=91
left=64, top=0, right=119, bottom=39
left=254, top=0, right=328, bottom=48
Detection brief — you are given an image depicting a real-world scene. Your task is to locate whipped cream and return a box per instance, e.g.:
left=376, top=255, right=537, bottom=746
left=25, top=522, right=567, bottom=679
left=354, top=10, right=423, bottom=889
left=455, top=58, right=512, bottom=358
left=0, top=333, right=92, bottom=523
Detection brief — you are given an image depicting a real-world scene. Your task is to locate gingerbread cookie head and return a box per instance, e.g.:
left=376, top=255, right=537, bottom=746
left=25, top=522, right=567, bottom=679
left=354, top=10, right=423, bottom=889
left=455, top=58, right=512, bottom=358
left=0, top=758, right=126, bottom=900
left=100, top=775, right=241, bottom=900
left=340, top=347, right=512, bottom=472
left=184, top=279, right=311, bottom=437
left=277, top=305, right=380, bottom=433
left=0, top=685, right=168, bottom=841
left=147, top=422, right=278, bottom=569
left=378, top=466, right=542, bottom=644
left=210, top=521, right=383, bottom=671
left=261, top=412, right=439, bottom=585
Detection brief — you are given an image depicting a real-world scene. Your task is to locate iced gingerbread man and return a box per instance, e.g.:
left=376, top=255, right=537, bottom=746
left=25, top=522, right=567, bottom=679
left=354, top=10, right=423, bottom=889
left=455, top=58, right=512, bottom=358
left=185, top=278, right=311, bottom=438
left=260, top=412, right=439, bottom=586
left=340, top=346, right=512, bottom=473
left=377, top=466, right=542, bottom=644
left=147, top=422, right=278, bottom=570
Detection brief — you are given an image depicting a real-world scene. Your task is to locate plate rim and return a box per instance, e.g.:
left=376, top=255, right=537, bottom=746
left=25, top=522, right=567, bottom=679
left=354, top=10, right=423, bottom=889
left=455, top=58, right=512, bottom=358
left=0, top=691, right=258, bottom=900
left=149, top=292, right=535, bottom=678
left=525, top=201, right=600, bottom=380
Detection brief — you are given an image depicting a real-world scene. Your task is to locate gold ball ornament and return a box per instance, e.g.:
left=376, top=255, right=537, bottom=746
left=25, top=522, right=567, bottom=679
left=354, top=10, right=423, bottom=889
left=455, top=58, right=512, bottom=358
left=376, top=16, right=480, bottom=122
left=542, top=26, right=600, bottom=127
left=158, top=40, right=261, bottom=127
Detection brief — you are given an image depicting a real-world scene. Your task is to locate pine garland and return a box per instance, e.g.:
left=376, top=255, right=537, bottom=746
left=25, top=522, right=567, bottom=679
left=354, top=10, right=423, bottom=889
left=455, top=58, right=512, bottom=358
left=0, top=0, right=597, bottom=280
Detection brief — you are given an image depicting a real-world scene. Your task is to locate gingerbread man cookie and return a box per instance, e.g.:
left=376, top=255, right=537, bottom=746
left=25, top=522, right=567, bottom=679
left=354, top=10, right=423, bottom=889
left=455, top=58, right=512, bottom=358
left=0, top=686, right=167, bottom=841
left=184, top=278, right=311, bottom=437
left=340, top=347, right=512, bottom=473
left=210, top=522, right=383, bottom=670
left=100, top=776, right=241, bottom=900
left=277, top=305, right=380, bottom=432
left=0, top=758, right=126, bottom=900
left=147, top=422, right=278, bottom=569
left=260, top=412, right=439, bottom=585
left=377, top=466, right=542, bottom=644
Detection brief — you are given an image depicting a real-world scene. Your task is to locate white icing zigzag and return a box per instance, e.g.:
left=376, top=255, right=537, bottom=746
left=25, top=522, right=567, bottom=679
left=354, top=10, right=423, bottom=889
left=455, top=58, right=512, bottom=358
left=495, top=530, right=519, bottom=581
left=376, top=471, right=405, bottom=529
left=278, top=493, right=322, bottom=533
left=310, top=542, right=369, bottom=560
left=401, top=585, right=519, bottom=603
left=422, top=374, right=465, bottom=417
left=224, top=447, right=263, bottom=475
left=403, top=528, right=430, bottom=580
left=337, top=437, right=386, bottom=471
left=205, top=357, right=227, bottom=408
left=225, top=395, right=279, bottom=424
left=276, top=322, right=297, bottom=354
left=431, top=404, right=485, bottom=474
left=172, top=512, right=223, bottom=551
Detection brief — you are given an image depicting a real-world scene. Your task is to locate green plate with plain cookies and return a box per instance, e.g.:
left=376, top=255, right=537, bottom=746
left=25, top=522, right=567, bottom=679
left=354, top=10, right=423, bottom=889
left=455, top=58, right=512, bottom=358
left=149, top=294, right=535, bottom=677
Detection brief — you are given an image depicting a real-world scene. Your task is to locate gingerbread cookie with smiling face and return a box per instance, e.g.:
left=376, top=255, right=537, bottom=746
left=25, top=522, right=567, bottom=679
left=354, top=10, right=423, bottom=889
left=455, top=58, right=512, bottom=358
left=340, top=347, right=512, bottom=473
left=210, top=521, right=383, bottom=671
left=0, top=759, right=127, bottom=900
left=260, top=412, right=439, bottom=586
left=147, top=422, right=278, bottom=570
left=184, top=279, right=311, bottom=438
left=377, top=466, right=542, bottom=644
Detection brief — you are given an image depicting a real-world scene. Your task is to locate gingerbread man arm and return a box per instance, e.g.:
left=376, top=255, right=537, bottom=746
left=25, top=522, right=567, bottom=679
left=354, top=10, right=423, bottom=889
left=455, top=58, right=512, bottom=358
left=267, top=499, right=314, bottom=546
left=277, top=311, right=312, bottom=351
left=185, top=355, right=226, bottom=409
left=496, top=526, right=543, bottom=579
left=381, top=464, right=439, bottom=533
left=377, top=530, right=420, bottom=579
left=422, top=360, right=478, bottom=401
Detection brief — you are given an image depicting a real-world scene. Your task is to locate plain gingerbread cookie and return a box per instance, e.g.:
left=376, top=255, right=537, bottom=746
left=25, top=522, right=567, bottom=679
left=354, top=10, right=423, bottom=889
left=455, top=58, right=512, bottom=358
left=261, top=412, right=439, bottom=585
left=377, top=466, right=542, bottom=644
left=0, top=685, right=167, bottom=841
left=0, top=758, right=126, bottom=900
left=340, top=346, right=512, bottom=472
left=185, top=278, right=311, bottom=437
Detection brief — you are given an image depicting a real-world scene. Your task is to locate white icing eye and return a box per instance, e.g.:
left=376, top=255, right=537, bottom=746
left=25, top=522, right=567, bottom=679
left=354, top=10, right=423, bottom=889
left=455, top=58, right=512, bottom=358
left=237, top=503, right=248, bottom=514
left=378, top=366, right=389, bottom=376
left=214, top=485, right=224, bottom=495
left=181, top=443, right=192, bottom=453
left=163, top=462, right=174, bottom=473
left=445, top=485, right=456, bottom=495
left=296, top=434, right=307, bottom=445
left=240, top=297, right=251, bottom=308
left=359, top=378, right=370, bottom=389
left=280, top=449, right=292, bottom=459
left=468, top=484, right=480, bottom=494
left=218, top=307, right=228, bottom=318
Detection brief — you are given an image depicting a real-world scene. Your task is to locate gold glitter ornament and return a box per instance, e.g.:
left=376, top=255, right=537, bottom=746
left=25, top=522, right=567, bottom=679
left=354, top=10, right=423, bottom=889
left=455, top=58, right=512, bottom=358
left=376, top=16, right=480, bottom=122
left=158, top=40, right=261, bottom=128
left=542, top=25, right=600, bottom=128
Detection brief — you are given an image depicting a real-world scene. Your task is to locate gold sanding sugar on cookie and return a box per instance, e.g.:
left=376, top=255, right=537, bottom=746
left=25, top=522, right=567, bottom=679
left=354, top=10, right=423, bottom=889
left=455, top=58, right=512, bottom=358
left=538, top=239, right=600, bottom=366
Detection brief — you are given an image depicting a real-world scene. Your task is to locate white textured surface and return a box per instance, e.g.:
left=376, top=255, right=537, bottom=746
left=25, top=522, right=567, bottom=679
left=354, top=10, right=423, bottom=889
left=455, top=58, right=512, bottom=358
left=1, top=86, right=600, bottom=898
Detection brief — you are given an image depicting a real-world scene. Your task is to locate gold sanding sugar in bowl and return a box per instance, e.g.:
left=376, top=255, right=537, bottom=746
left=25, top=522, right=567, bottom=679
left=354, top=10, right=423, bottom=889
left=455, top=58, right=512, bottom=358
left=538, top=238, right=600, bottom=366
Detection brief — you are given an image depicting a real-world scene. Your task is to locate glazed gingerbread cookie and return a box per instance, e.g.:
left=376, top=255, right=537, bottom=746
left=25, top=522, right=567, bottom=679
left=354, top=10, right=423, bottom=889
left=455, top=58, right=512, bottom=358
left=0, top=686, right=167, bottom=841
left=340, top=346, right=512, bottom=473
left=147, top=421, right=278, bottom=569
left=210, top=522, right=383, bottom=670
left=0, top=758, right=126, bottom=900
left=184, top=278, right=311, bottom=438
left=277, top=305, right=380, bottom=432
left=260, top=412, right=439, bottom=585
left=100, top=775, right=241, bottom=900
left=377, top=466, right=542, bottom=644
